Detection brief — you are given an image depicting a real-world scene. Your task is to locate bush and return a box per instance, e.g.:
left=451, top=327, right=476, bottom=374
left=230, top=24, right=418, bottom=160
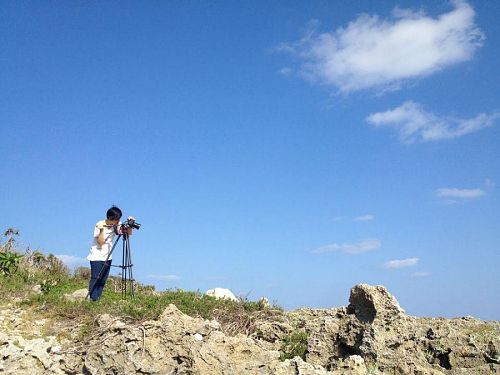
left=0, top=251, right=23, bottom=275
left=280, top=331, right=308, bottom=361
left=74, top=266, right=91, bottom=280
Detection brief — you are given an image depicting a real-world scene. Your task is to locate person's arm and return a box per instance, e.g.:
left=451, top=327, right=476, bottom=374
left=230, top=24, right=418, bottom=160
left=95, top=222, right=106, bottom=247
left=97, top=228, right=105, bottom=246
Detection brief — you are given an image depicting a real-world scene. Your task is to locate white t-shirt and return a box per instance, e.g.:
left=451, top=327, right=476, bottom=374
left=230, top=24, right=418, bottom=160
left=87, top=220, right=121, bottom=261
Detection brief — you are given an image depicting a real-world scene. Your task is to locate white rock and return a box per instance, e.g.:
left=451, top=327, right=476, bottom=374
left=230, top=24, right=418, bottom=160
left=112, top=321, right=126, bottom=329
left=347, top=355, right=365, bottom=366
left=31, top=285, right=42, bottom=294
left=34, top=319, right=47, bottom=326
left=208, top=320, right=221, bottom=330
left=64, top=288, right=89, bottom=302
left=194, top=333, right=203, bottom=341
left=50, top=345, right=62, bottom=353
left=205, top=288, right=239, bottom=302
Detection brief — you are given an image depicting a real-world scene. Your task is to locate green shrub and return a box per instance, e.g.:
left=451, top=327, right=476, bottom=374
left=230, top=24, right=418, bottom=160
left=0, top=251, right=23, bottom=276
left=280, top=331, right=308, bottom=361
left=74, top=266, right=91, bottom=280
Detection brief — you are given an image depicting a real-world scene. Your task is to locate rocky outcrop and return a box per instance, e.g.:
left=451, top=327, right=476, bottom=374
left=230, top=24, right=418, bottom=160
left=1, top=284, right=499, bottom=374
left=290, top=284, right=499, bottom=374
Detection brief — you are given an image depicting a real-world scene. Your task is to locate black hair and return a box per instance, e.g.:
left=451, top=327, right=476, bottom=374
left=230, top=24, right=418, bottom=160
left=106, top=206, right=122, bottom=221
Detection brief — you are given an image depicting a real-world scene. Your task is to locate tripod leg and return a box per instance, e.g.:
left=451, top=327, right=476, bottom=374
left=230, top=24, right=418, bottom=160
left=122, top=235, right=127, bottom=300
left=126, top=235, right=134, bottom=298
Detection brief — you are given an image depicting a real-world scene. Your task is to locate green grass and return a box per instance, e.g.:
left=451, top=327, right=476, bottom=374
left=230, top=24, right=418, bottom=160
left=0, top=242, right=285, bottom=346
left=1, top=267, right=284, bottom=341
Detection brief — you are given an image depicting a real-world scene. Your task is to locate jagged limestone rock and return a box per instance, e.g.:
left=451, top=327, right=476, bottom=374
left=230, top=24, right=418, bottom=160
left=1, top=285, right=499, bottom=374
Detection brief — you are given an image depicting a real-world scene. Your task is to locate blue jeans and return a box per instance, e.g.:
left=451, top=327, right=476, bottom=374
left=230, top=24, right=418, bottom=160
left=89, top=260, right=111, bottom=301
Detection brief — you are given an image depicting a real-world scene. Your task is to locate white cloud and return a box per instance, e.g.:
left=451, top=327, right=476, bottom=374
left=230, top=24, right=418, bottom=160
left=280, top=1, right=483, bottom=92
left=354, top=214, right=375, bottom=222
left=436, top=187, right=485, bottom=199
left=55, top=254, right=87, bottom=269
left=148, top=274, right=181, bottom=281
left=367, top=101, right=499, bottom=143
left=412, top=271, right=431, bottom=278
left=313, top=238, right=381, bottom=254
left=384, top=257, right=419, bottom=269
left=279, top=67, right=293, bottom=76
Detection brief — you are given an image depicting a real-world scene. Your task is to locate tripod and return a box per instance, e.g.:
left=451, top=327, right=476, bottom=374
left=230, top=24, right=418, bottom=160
left=118, top=232, right=134, bottom=299
left=87, top=230, right=135, bottom=300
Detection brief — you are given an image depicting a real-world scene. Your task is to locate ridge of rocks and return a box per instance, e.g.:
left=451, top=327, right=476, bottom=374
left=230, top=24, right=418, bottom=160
left=1, top=284, right=498, bottom=374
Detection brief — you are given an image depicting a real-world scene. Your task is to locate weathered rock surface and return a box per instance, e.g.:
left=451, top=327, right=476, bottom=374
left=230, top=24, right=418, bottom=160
left=1, top=284, right=498, bottom=374
left=63, top=288, right=88, bottom=302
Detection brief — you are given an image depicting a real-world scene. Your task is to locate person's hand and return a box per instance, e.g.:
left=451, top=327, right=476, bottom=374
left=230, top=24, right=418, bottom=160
left=96, top=221, right=113, bottom=230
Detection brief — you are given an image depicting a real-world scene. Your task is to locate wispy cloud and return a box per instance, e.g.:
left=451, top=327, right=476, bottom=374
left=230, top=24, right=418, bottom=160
left=313, top=238, right=381, bottom=254
left=354, top=214, right=375, bottom=222
left=384, top=257, right=419, bottom=269
left=436, top=187, right=485, bottom=200
left=148, top=274, right=181, bottom=281
left=279, top=67, right=293, bottom=76
left=55, top=254, right=87, bottom=269
left=367, top=101, right=499, bottom=143
left=279, top=1, right=483, bottom=92
left=411, top=271, right=431, bottom=278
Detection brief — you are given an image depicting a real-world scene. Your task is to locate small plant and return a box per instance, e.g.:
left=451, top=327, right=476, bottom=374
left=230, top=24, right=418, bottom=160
left=40, top=279, right=58, bottom=293
left=74, top=266, right=91, bottom=280
left=0, top=251, right=23, bottom=275
left=280, top=331, right=308, bottom=361
left=1, top=228, right=20, bottom=252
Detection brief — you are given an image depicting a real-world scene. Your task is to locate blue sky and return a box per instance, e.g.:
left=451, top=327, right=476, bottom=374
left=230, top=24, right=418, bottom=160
left=1, top=1, right=499, bottom=320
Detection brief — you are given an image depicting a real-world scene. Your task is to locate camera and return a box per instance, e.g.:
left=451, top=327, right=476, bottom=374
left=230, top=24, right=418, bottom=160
left=120, top=217, right=141, bottom=231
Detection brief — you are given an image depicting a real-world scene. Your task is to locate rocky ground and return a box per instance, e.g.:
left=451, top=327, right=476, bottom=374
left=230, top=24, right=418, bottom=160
left=1, top=284, right=498, bottom=374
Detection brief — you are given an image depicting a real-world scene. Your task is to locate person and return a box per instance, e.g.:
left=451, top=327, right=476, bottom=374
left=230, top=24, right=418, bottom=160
left=87, top=206, right=133, bottom=301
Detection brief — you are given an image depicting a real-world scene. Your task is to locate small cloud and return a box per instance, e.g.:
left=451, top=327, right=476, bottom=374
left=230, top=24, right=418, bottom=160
left=354, top=214, right=375, bottom=222
left=313, top=238, right=381, bottom=255
left=367, top=101, right=499, bottom=143
left=279, top=1, right=483, bottom=93
left=436, top=187, right=485, bottom=200
left=148, top=274, right=181, bottom=281
left=279, top=67, right=293, bottom=76
left=55, top=254, right=87, bottom=269
left=411, top=271, right=431, bottom=278
left=384, top=257, right=419, bottom=269
left=333, top=217, right=343, bottom=222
